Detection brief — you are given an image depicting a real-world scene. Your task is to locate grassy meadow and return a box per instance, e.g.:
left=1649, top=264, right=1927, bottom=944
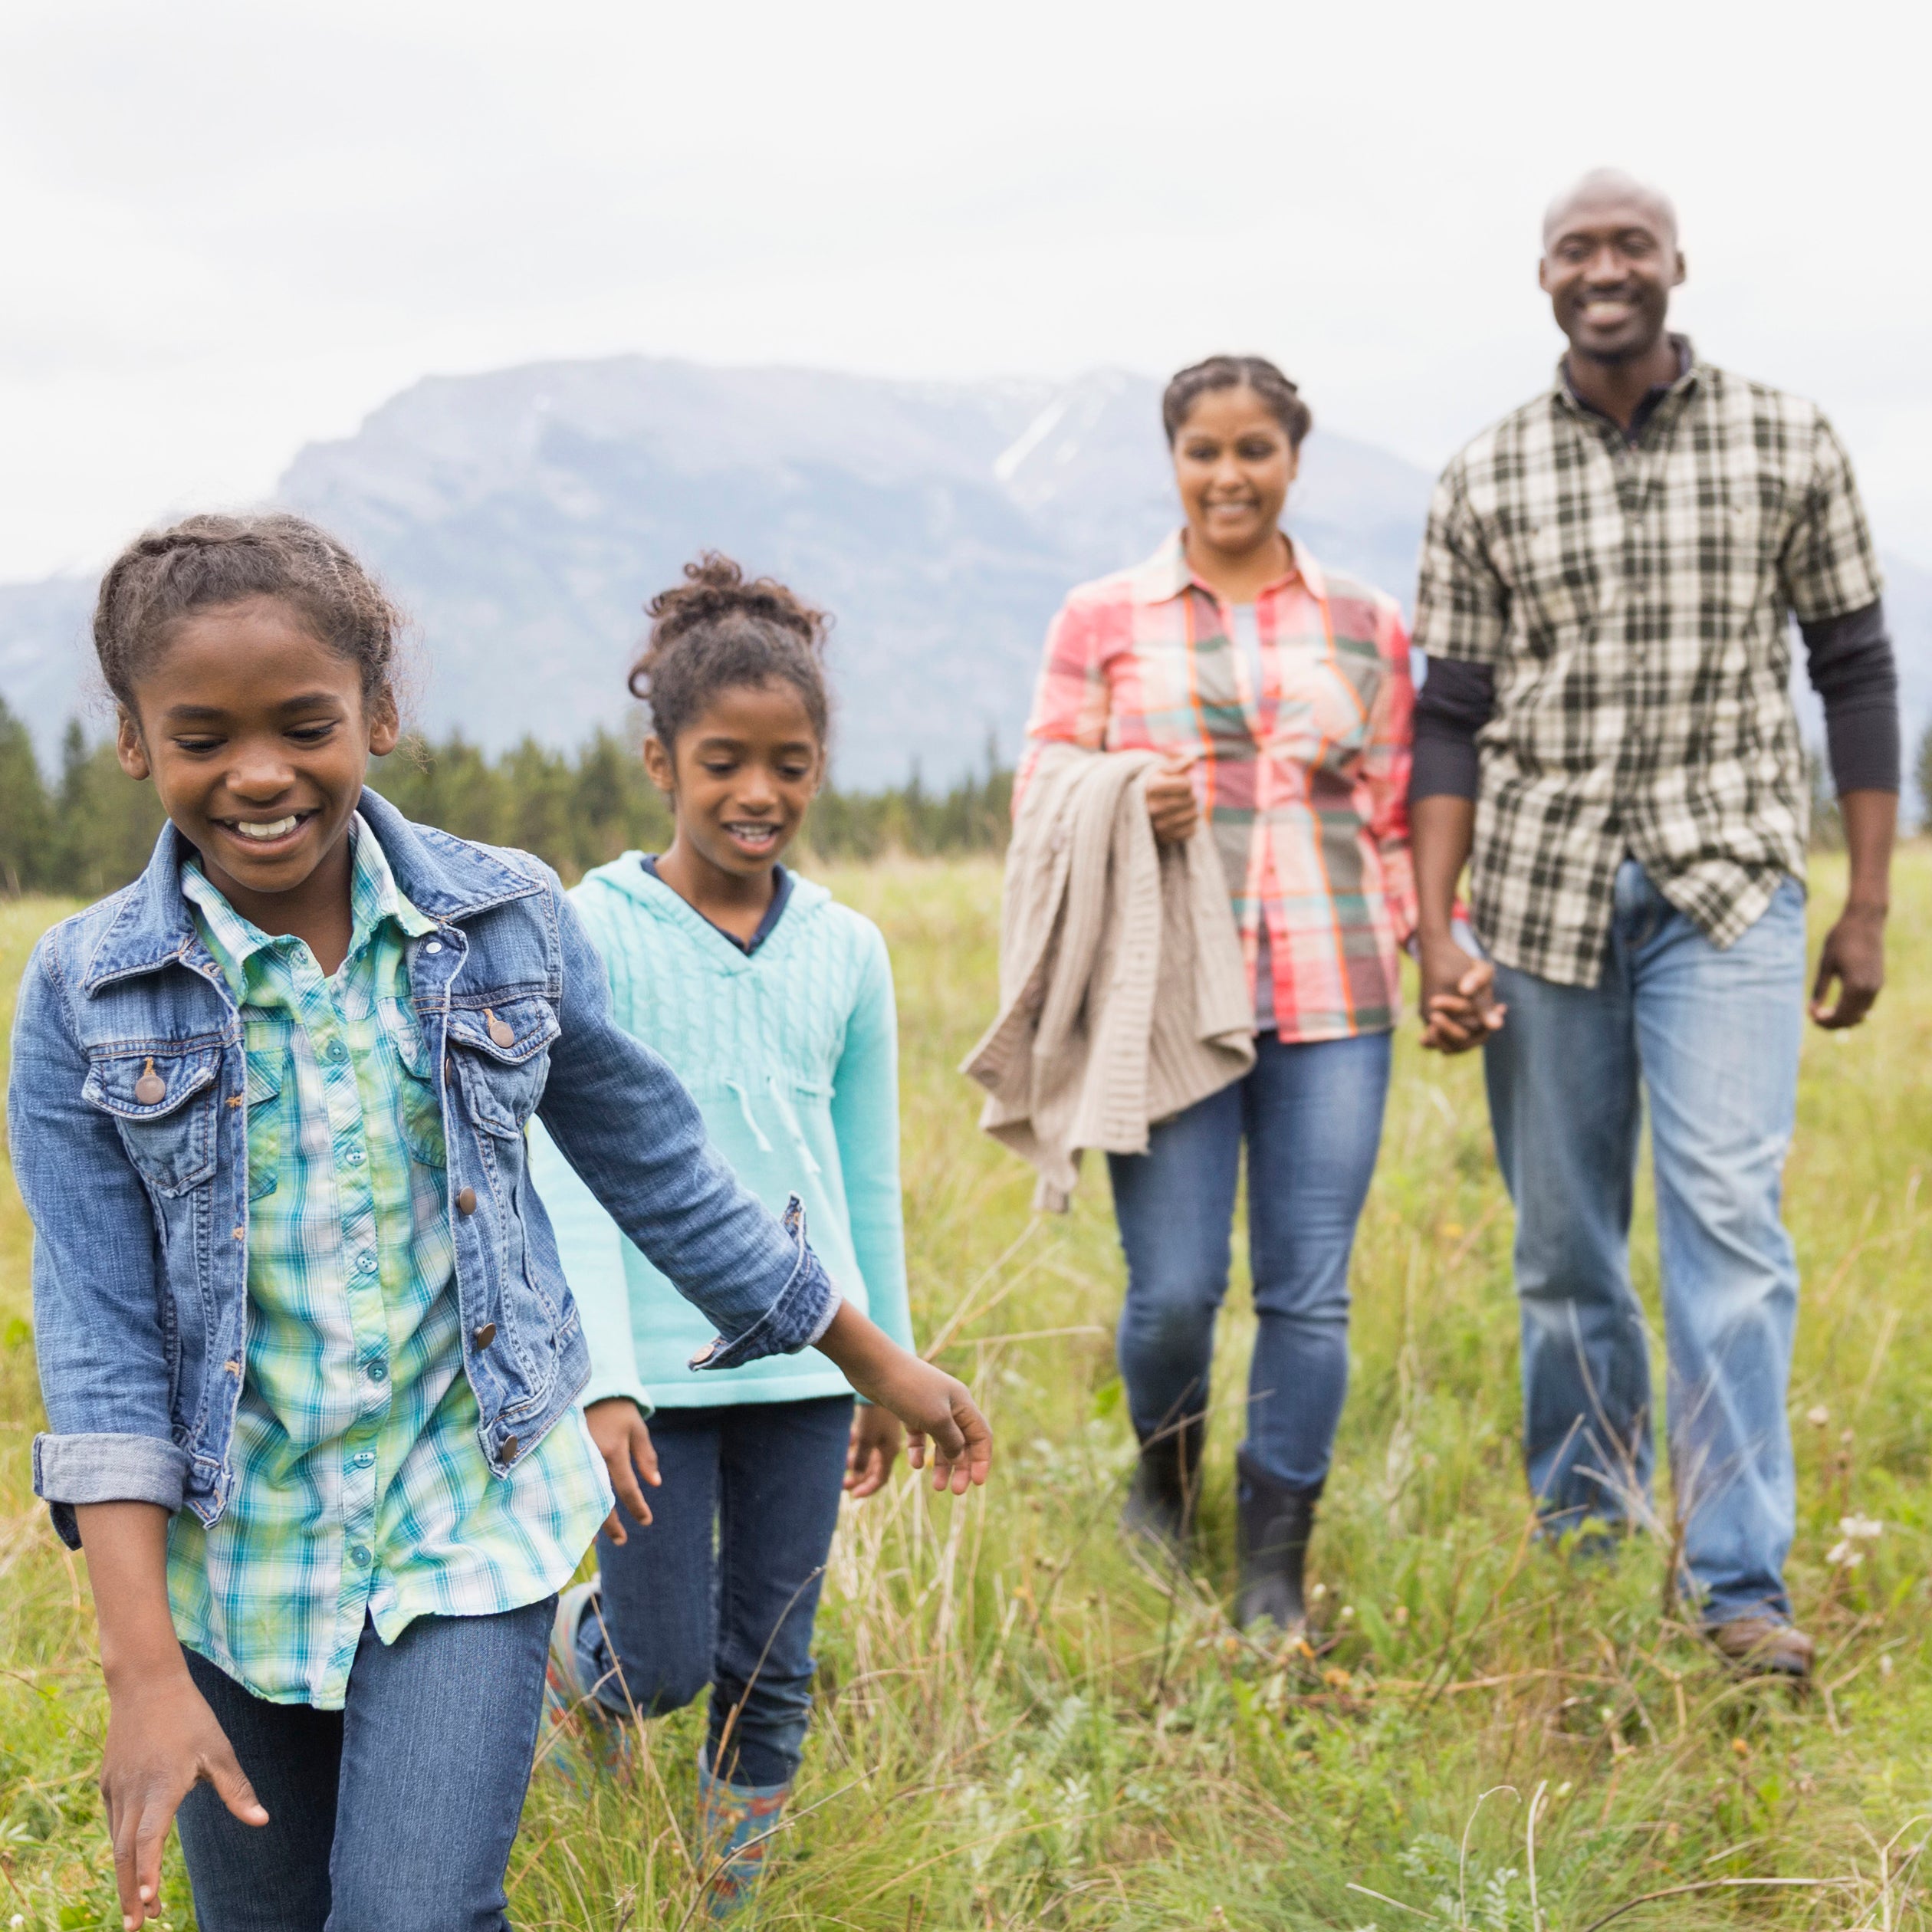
left=2, top=853, right=1931, bottom=1928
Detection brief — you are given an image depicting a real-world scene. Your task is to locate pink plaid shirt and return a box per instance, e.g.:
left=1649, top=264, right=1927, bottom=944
left=1020, top=532, right=1416, bottom=1041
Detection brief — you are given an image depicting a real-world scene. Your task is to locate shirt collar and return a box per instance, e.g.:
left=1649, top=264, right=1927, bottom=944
left=182, top=813, right=435, bottom=998
left=1556, top=334, right=1696, bottom=442
left=1131, top=529, right=1326, bottom=606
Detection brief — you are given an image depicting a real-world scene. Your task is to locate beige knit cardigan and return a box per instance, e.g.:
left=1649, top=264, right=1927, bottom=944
left=961, top=743, right=1255, bottom=1210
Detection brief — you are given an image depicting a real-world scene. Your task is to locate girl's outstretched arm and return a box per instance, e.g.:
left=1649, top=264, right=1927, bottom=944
left=74, top=1503, right=267, bottom=1928
left=812, top=1303, right=992, bottom=1494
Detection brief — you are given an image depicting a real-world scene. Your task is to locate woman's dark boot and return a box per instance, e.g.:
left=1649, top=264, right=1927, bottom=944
left=1121, top=1415, right=1204, bottom=1561
left=1235, top=1448, right=1319, bottom=1636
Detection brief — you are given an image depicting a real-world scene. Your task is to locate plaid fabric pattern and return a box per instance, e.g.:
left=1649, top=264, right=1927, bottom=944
left=171, top=820, right=609, bottom=1707
left=1021, top=533, right=1415, bottom=1040
left=1414, top=352, right=1882, bottom=987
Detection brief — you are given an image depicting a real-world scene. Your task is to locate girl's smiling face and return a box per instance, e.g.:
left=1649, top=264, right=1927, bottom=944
left=644, top=678, right=823, bottom=882
left=116, top=594, right=399, bottom=928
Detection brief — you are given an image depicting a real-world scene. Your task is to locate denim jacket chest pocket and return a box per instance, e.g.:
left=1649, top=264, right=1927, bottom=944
left=378, top=996, right=448, bottom=1168
left=83, top=1046, right=222, bottom=1197
left=447, top=996, right=560, bottom=1136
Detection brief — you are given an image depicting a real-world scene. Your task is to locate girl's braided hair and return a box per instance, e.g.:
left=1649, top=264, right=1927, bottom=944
left=93, top=512, right=402, bottom=712
left=1160, top=354, right=1313, bottom=449
left=629, top=552, right=831, bottom=751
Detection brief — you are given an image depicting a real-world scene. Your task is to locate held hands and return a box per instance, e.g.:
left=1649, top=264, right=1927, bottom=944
left=1809, top=902, right=1886, bottom=1029
left=1145, top=754, right=1200, bottom=845
left=844, top=1403, right=905, bottom=1498
left=584, top=1397, right=661, bottom=1543
left=1418, top=934, right=1506, bottom=1053
left=102, top=1668, right=267, bottom=1927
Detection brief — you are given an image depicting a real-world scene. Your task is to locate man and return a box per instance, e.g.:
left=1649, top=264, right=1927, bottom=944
left=1408, top=169, right=1898, bottom=1678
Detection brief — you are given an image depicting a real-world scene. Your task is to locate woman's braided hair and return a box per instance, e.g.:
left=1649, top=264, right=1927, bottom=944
left=93, top=512, right=402, bottom=712
left=1160, top=354, right=1313, bottom=449
left=629, top=552, right=831, bottom=751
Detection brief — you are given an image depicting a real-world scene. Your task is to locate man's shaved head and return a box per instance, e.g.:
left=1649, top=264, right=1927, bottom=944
left=1543, top=168, right=1678, bottom=252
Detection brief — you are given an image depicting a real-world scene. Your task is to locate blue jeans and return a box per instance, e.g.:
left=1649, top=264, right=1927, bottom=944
left=578, top=1395, right=853, bottom=1786
left=1485, top=861, right=1806, bottom=1624
left=1106, top=1030, right=1392, bottom=1493
left=176, top=1599, right=554, bottom=1931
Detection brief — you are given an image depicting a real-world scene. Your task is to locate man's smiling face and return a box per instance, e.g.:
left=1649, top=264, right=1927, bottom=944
left=1539, top=183, right=1685, bottom=366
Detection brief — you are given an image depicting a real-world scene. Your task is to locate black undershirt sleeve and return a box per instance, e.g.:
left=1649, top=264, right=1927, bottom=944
left=1408, top=656, right=1495, bottom=803
left=1803, top=600, right=1900, bottom=795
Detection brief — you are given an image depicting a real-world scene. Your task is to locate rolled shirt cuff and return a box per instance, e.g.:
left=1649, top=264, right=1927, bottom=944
left=34, top=1431, right=191, bottom=1551
left=685, top=1195, right=842, bottom=1374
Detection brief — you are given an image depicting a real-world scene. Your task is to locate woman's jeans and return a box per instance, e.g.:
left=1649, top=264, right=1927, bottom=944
left=1484, top=861, right=1806, bottom=1625
left=176, top=1599, right=554, bottom=1932
left=577, top=1395, right=853, bottom=1788
left=1106, top=1030, right=1392, bottom=1494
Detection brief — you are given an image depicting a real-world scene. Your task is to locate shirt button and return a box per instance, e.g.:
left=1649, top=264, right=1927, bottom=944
left=353, top=1451, right=375, bottom=1469
left=366, top=1359, right=388, bottom=1383
left=349, top=1544, right=371, bottom=1567
left=326, top=1040, right=347, bottom=1063
left=345, top=1148, right=364, bottom=1166
left=456, top=1187, right=478, bottom=1216
left=356, top=1253, right=376, bottom=1274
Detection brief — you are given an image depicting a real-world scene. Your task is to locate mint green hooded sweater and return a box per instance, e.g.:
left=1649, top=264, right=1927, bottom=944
left=527, top=856, right=912, bottom=1411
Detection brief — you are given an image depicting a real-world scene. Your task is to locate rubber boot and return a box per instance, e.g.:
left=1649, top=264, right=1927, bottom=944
left=1120, top=1414, right=1205, bottom=1561
left=695, top=1741, right=793, bottom=1921
left=540, top=1582, right=631, bottom=1790
left=1234, top=1447, right=1319, bottom=1637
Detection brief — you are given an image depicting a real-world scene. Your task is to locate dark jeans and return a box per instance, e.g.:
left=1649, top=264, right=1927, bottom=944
left=1106, top=1030, right=1392, bottom=1493
left=176, top=1599, right=554, bottom=1932
left=578, top=1395, right=853, bottom=1787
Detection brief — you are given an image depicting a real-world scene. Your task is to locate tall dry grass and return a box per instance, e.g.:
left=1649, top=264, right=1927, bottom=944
left=2, top=854, right=1930, bottom=1928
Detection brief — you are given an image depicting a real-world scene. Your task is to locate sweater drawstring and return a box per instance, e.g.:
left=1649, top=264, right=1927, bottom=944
left=765, top=1076, right=823, bottom=1178
left=723, top=1079, right=775, bottom=1154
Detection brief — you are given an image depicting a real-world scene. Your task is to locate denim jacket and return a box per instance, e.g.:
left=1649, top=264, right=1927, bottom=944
left=9, top=791, right=837, bottom=1549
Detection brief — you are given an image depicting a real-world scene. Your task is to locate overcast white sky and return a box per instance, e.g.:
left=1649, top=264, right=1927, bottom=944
left=2, top=0, right=1927, bottom=583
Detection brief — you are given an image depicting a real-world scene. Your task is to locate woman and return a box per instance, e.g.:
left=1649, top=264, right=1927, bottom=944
left=1020, top=355, right=1415, bottom=1633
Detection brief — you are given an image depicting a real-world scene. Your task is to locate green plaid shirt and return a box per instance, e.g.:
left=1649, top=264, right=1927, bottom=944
left=171, top=821, right=610, bottom=1707
left=1414, top=348, right=1882, bottom=987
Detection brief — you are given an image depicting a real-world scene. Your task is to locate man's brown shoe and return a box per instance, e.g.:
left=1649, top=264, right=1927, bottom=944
left=1706, top=1617, right=1815, bottom=1680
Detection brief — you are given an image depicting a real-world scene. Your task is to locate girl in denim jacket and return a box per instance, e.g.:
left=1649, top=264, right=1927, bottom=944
left=6, top=514, right=990, bottom=1932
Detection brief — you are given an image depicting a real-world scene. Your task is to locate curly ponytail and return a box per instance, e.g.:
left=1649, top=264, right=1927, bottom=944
left=629, top=553, right=831, bottom=751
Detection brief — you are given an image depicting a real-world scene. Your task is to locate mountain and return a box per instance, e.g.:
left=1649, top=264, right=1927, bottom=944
left=0, top=355, right=1926, bottom=792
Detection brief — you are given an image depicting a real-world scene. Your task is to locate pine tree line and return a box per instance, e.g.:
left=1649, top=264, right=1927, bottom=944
left=0, top=701, right=1015, bottom=901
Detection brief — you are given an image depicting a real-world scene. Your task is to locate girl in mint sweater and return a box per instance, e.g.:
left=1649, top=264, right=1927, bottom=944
left=529, top=554, right=919, bottom=1915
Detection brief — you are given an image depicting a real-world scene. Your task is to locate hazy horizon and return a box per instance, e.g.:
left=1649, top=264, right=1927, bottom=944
left=3, top=0, right=1927, bottom=584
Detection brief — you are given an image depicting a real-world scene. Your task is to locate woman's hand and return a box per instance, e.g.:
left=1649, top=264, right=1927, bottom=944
left=584, top=1398, right=660, bottom=1543
left=103, top=1668, right=268, bottom=1927
left=813, top=1303, right=993, bottom=1495
left=844, top=1403, right=905, bottom=1498
left=1145, top=755, right=1200, bottom=844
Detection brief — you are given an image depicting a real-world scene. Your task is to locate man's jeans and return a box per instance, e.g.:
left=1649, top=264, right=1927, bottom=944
left=1486, top=859, right=1806, bottom=1624
left=176, top=1599, right=554, bottom=1931
left=579, top=1395, right=853, bottom=1787
left=1106, top=1030, right=1392, bottom=1494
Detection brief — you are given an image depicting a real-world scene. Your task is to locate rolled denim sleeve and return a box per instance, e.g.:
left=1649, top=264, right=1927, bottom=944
left=9, top=937, right=189, bottom=1549
left=533, top=879, right=837, bottom=1369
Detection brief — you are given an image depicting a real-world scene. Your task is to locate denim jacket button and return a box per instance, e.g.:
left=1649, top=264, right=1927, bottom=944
left=473, top=1322, right=497, bottom=1350
left=501, top=1435, right=520, bottom=1462
left=487, top=1011, right=514, bottom=1049
left=456, top=1187, right=478, bottom=1216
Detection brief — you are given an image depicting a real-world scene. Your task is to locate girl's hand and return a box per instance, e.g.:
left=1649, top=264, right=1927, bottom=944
left=584, top=1398, right=661, bottom=1543
left=844, top=1404, right=905, bottom=1498
left=103, top=1667, right=266, bottom=1927
left=814, top=1302, right=993, bottom=1494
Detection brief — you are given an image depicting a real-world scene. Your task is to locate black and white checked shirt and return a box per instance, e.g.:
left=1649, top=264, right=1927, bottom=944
left=1413, top=347, right=1883, bottom=987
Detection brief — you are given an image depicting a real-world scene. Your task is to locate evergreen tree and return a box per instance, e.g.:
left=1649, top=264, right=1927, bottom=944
left=0, top=698, right=54, bottom=895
